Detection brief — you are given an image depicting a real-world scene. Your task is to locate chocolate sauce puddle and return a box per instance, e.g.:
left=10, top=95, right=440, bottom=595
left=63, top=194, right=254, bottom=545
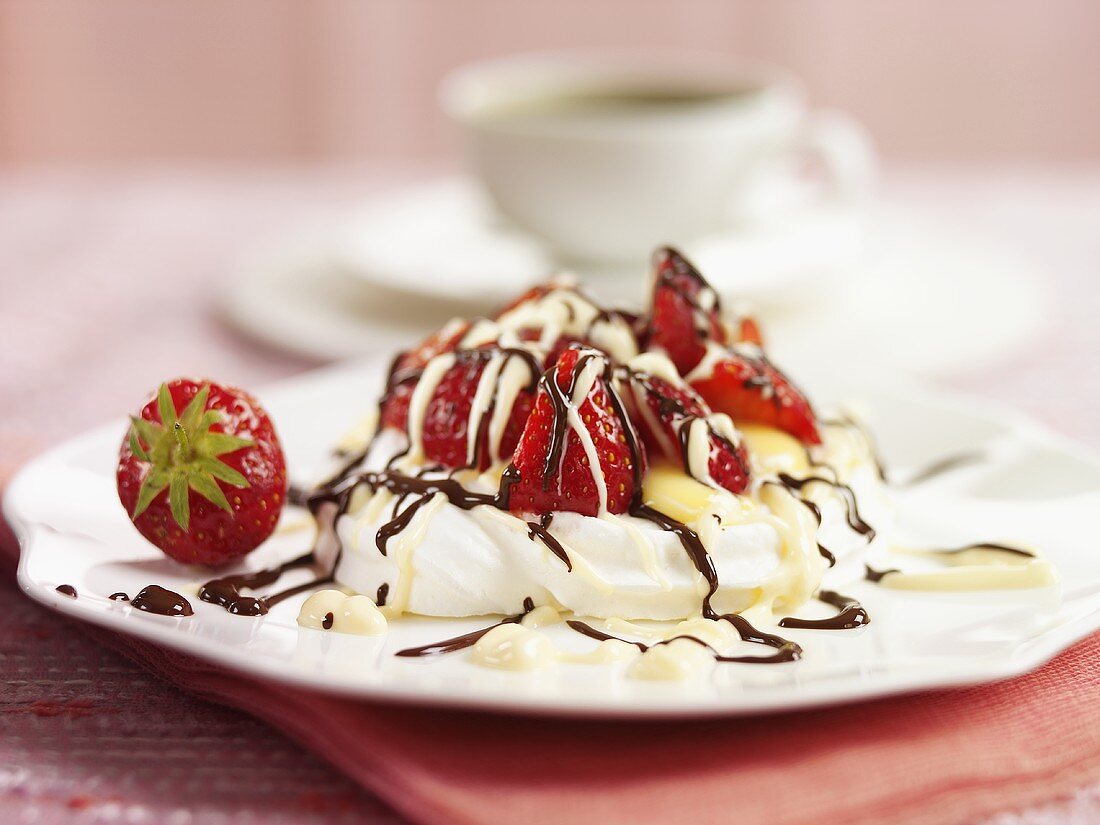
left=779, top=591, right=868, bottom=630
left=109, top=591, right=130, bottom=601
left=131, top=585, right=193, bottom=617
left=55, top=584, right=77, bottom=598
left=395, top=597, right=536, bottom=658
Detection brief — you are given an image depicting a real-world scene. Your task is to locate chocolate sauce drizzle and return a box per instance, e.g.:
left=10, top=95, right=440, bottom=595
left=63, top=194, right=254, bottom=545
left=322, top=612, right=334, bottom=630
left=109, top=591, right=130, bottom=601
left=395, top=597, right=536, bottom=658
left=131, top=585, right=193, bottom=617
left=198, top=498, right=345, bottom=616
left=864, top=565, right=900, bottom=583
left=200, top=551, right=329, bottom=616
left=539, top=350, right=597, bottom=489
left=926, top=541, right=1034, bottom=558
left=720, top=614, right=802, bottom=663
left=55, top=584, right=77, bottom=598
left=863, top=542, right=1034, bottom=585
left=777, top=473, right=876, bottom=541
left=566, top=614, right=802, bottom=664
left=527, top=513, right=571, bottom=571
left=287, top=483, right=311, bottom=507
left=375, top=583, right=390, bottom=607
left=779, top=590, right=869, bottom=630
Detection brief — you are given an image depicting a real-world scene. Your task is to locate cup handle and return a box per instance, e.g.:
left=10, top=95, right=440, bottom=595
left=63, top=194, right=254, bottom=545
left=797, top=109, right=877, bottom=203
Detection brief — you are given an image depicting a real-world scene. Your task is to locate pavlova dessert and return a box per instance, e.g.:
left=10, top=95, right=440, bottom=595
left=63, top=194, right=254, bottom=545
left=111, top=247, right=1048, bottom=676
left=322, top=247, right=886, bottom=629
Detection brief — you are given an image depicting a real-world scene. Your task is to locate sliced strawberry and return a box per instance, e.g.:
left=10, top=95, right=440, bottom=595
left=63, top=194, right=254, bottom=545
left=506, top=346, right=645, bottom=516
left=648, top=247, right=728, bottom=374
left=625, top=370, right=749, bottom=494
left=701, top=427, right=752, bottom=494
left=414, top=350, right=537, bottom=470
left=393, top=319, right=470, bottom=375
left=732, top=314, right=764, bottom=347
left=690, top=348, right=821, bottom=445
left=493, top=284, right=556, bottom=319
left=381, top=321, right=470, bottom=431
left=625, top=372, right=707, bottom=453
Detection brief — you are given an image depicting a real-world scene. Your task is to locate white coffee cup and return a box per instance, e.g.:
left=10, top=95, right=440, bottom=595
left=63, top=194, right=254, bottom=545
left=441, top=51, right=875, bottom=264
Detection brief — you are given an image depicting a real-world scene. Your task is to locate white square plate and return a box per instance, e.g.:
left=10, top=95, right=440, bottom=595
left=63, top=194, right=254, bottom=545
left=8, top=357, right=1100, bottom=718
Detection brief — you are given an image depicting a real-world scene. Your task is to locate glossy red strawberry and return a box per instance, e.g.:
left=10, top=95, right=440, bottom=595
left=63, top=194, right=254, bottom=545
left=690, top=348, right=821, bottom=445
left=647, top=247, right=728, bottom=374
left=416, top=351, right=536, bottom=470
left=381, top=320, right=470, bottom=431
left=506, top=346, right=645, bottom=516
left=625, top=370, right=749, bottom=494
left=117, top=379, right=287, bottom=566
left=731, top=313, right=764, bottom=347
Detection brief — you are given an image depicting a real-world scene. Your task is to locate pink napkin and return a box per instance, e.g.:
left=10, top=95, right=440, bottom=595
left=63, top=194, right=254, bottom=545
left=5, top=513, right=1100, bottom=825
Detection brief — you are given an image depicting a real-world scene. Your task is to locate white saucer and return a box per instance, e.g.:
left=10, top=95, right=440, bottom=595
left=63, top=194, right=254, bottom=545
left=331, top=177, right=867, bottom=307
left=221, top=194, right=1048, bottom=375
left=9, top=357, right=1100, bottom=718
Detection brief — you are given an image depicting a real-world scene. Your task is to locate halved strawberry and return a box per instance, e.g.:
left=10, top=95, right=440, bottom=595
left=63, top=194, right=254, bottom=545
left=381, top=320, right=470, bottom=431
left=648, top=247, right=728, bottom=374
left=506, top=346, right=645, bottom=516
left=625, top=369, right=749, bottom=494
left=416, top=351, right=536, bottom=470
left=690, top=348, right=821, bottom=445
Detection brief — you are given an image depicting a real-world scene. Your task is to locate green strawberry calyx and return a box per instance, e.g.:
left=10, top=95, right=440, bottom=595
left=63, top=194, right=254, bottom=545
left=127, top=383, right=253, bottom=531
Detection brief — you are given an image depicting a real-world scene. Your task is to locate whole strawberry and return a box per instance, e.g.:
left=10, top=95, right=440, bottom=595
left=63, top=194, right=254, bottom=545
left=117, top=379, right=287, bottom=566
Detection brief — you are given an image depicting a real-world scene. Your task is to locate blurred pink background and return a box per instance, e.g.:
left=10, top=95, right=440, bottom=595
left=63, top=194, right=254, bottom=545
left=2, top=0, right=1098, bottom=165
